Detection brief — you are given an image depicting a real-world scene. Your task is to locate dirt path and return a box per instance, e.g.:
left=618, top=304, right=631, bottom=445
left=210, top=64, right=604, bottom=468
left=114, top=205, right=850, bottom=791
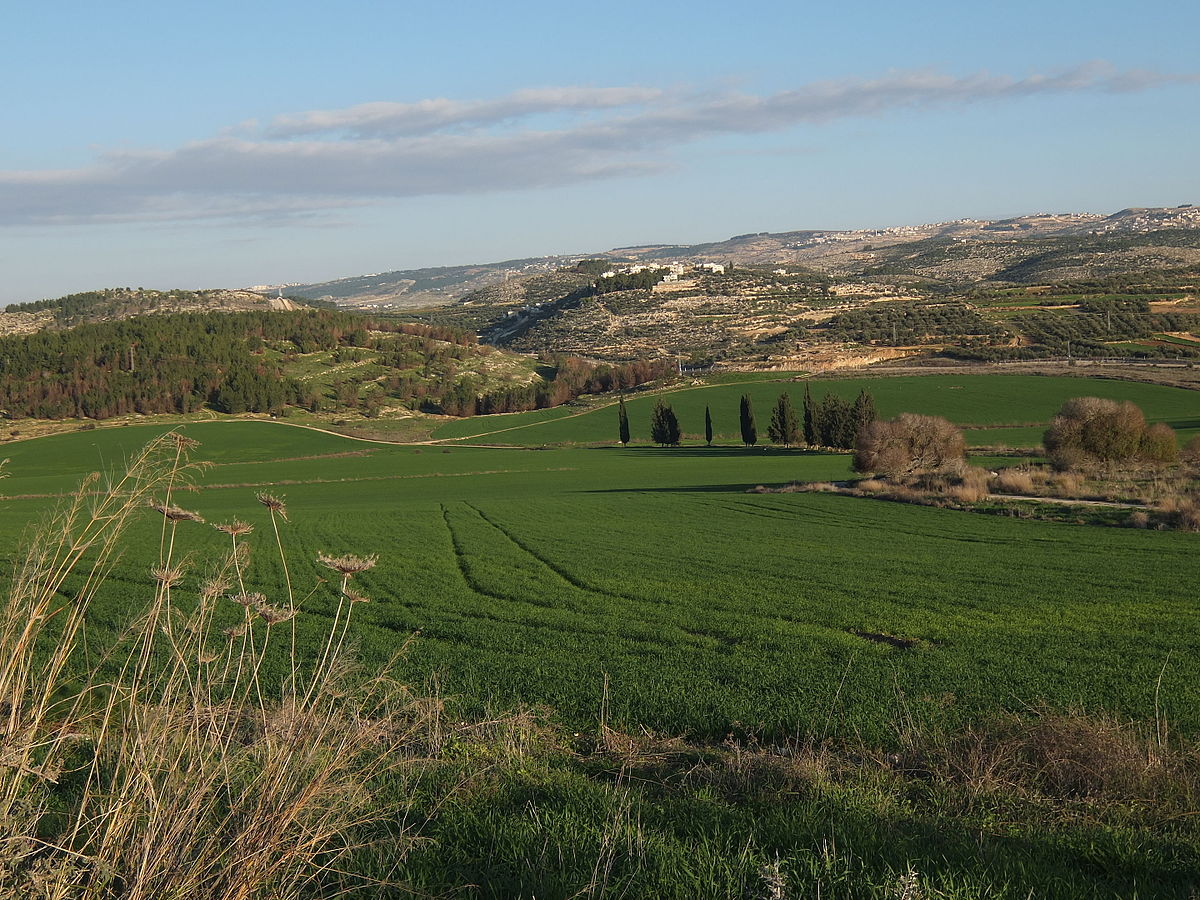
left=986, top=492, right=1149, bottom=510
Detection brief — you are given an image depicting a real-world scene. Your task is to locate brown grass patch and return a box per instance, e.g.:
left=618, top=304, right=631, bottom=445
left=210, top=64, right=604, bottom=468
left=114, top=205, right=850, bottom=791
left=992, top=468, right=1037, bottom=495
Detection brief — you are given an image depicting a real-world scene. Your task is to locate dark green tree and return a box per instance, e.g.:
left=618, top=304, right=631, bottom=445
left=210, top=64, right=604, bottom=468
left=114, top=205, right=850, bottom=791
left=802, top=384, right=816, bottom=446
left=704, top=405, right=713, bottom=446
left=768, top=392, right=801, bottom=447
left=650, top=399, right=681, bottom=446
left=739, top=394, right=757, bottom=446
left=850, top=389, right=877, bottom=444
left=816, top=393, right=853, bottom=448
left=618, top=395, right=631, bottom=445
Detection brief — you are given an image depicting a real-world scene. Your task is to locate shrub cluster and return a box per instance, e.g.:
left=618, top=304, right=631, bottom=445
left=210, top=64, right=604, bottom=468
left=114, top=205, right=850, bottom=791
left=1043, top=397, right=1178, bottom=470
left=854, top=414, right=966, bottom=478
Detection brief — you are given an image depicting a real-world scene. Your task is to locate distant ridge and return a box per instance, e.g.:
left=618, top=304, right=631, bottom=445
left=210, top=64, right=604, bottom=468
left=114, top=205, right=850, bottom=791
left=282, top=205, right=1200, bottom=307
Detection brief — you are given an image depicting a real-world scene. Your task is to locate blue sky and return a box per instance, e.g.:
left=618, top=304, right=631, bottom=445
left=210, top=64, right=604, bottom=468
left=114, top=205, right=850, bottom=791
left=2, top=0, right=1197, bottom=303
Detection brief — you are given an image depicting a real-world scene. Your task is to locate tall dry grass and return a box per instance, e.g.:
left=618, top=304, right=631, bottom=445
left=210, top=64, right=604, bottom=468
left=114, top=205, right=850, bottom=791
left=0, top=432, right=435, bottom=899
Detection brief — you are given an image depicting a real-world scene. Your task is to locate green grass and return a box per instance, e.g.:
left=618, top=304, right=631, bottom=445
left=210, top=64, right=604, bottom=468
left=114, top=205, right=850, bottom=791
left=4, top=418, right=1198, bottom=897
left=431, top=374, right=1200, bottom=448
left=2, top=420, right=1196, bottom=744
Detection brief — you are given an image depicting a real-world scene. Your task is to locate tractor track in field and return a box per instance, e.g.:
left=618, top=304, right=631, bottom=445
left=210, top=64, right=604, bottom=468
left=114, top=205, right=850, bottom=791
left=460, top=502, right=888, bottom=653
left=708, top=496, right=852, bottom=527
left=463, top=502, right=664, bottom=608
left=438, top=503, right=562, bottom=612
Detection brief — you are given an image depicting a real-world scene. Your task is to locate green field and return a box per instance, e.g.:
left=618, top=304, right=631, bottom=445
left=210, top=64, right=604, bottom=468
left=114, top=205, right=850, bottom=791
left=430, top=373, right=1200, bottom=448
left=2, top=416, right=1196, bottom=744
left=4, top=386, right=1200, bottom=897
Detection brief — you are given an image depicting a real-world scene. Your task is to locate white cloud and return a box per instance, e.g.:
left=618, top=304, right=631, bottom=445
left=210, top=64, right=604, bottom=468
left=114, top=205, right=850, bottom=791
left=265, top=86, right=667, bottom=138
left=1, top=63, right=1195, bottom=226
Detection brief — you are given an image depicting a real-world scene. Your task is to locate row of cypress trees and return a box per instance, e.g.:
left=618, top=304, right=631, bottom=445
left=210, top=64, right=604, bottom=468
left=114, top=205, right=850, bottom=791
left=619, top=386, right=876, bottom=448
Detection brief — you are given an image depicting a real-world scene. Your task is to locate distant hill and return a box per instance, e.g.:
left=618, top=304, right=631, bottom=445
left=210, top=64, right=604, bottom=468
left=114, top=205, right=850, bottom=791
left=282, top=205, right=1200, bottom=308
left=282, top=258, right=577, bottom=308
left=0, top=287, right=329, bottom=335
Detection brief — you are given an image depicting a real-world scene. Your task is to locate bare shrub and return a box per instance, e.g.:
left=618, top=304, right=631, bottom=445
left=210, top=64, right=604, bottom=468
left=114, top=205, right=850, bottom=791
left=1182, top=434, right=1200, bottom=466
left=854, top=414, right=965, bottom=478
left=1044, top=397, right=1175, bottom=470
left=1128, top=510, right=1151, bottom=529
left=1142, top=422, right=1180, bottom=465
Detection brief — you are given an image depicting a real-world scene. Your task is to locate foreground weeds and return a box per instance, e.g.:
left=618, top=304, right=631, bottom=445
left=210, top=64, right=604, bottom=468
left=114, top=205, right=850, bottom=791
left=0, top=432, right=437, bottom=899
left=401, top=713, right=1200, bottom=899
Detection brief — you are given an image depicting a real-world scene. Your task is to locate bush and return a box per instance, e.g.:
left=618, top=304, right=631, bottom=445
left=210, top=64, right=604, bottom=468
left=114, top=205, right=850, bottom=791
left=1044, top=397, right=1177, bottom=469
left=1155, top=493, right=1200, bottom=531
left=853, top=414, right=965, bottom=478
left=1142, top=422, right=1180, bottom=465
left=1049, top=471, right=1085, bottom=495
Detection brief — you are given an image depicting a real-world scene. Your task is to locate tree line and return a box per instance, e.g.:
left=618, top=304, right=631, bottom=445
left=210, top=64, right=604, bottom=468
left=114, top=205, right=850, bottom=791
left=0, top=310, right=361, bottom=420
left=626, top=386, right=877, bottom=449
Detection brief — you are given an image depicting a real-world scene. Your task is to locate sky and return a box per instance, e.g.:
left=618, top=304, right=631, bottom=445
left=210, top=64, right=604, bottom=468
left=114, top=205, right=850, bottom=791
left=2, top=0, right=1198, bottom=304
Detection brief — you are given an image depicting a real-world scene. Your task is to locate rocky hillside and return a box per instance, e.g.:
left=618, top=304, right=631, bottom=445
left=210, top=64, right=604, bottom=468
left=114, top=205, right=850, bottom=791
left=283, top=205, right=1200, bottom=308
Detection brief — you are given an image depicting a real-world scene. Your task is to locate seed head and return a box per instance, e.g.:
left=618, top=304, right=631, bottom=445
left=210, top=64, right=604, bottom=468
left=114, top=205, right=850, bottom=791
left=151, top=503, right=205, bottom=524
left=342, top=588, right=371, bottom=604
left=255, top=492, right=288, bottom=521
left=199, top=574, right=233, bottom=602
left=318, top=552, right=377, bottom=576
left=214, top=520, right=254, bottom=537
left=197, top=651, right=220, bottom=664
left=223, top=624, right=247, bottom=639
left=151, top=564, right=187, bottom=587
left=256, top=603, right=297, bottom=625
left=171, top=433, right=201, bottom=451
left=229, top=591, right=266, bottom=609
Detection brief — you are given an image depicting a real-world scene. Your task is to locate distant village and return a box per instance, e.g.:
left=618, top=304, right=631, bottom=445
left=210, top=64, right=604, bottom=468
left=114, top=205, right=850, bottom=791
left=599, top=261, right=726, bottom=282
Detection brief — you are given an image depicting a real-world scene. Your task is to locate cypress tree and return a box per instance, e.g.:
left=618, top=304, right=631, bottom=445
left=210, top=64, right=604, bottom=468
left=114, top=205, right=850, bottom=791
left=768, top=392, right=801, bottom=447
left=850, top=389, right=876, bottom=446
left=618, top=395, right=631, bottom=445
left=704, top=405, right=713, bottom=446
left=650, top=399, right=681, bottom=446
left=802, top=383, right=816, bottom=446
left=739, top=394, right=757, bottom=446
left=817, top=393, right=853, bottom=448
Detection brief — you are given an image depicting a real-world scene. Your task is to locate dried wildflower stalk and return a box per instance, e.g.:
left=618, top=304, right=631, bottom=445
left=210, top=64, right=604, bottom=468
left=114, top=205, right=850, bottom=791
left=0, top=429, right=424, bottom=899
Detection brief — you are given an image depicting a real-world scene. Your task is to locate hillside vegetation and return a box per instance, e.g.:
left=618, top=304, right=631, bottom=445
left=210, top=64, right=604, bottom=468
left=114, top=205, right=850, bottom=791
left=0, top=307, right=666, bottom=423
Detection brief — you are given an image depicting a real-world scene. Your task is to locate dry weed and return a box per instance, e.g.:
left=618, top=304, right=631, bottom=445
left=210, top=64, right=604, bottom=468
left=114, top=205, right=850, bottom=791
left=991, top=468, right=1036, bottom=495
left=0, top=431, right=432, bottom=899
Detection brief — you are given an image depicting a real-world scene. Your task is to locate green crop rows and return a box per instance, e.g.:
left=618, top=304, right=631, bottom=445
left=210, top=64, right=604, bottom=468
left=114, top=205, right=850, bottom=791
left=2, top=399, right=1197, bottom=744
